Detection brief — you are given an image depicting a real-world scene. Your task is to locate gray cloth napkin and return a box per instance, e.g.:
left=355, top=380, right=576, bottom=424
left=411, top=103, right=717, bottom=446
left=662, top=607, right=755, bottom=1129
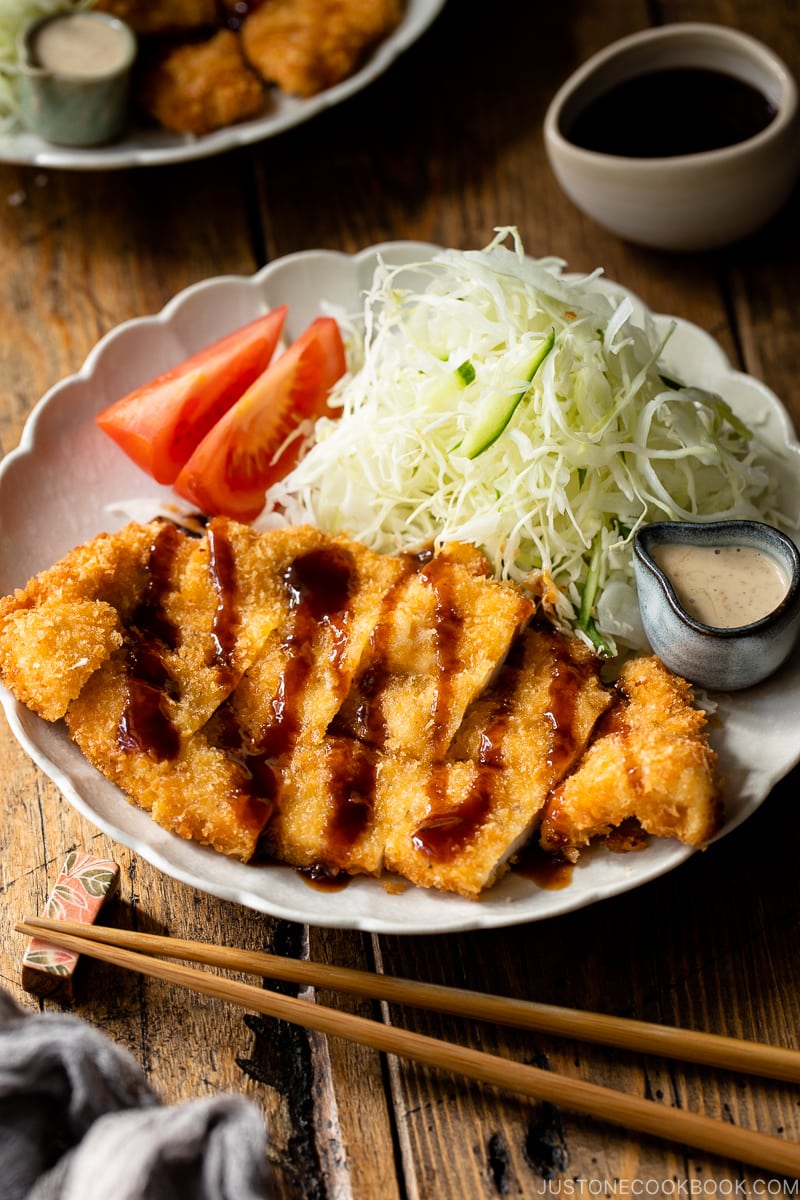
left=0, top=988, right=272, bottom=1200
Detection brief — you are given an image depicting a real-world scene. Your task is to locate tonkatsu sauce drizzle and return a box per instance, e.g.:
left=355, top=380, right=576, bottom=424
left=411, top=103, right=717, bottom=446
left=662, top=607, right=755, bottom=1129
left=411, top=635, right=525, bottom=862
left=514, top=842, right=574, bottom=890
left=323, top=739, right=377, bottom=862
left=207, top=521, right=240, bottom=685
left=117, top=522, right=182, bottom=762
left=212, top=699, right=279, bottom=810
left=421, top=555, right=463, bottom=756
left=348, top=553, right=425, bottom=746
left=298, top=863, right=352, bottom=891
left=210, top=545, right=360, bottom=820
left=261, top=545, right=356, bottom=759
left=544, top=635, right=587, bottom=779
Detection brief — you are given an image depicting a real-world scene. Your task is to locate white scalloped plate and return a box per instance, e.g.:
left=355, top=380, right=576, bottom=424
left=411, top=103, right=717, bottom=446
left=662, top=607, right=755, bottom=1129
left=0, top=0, right=445, bottom=170
left=2, top=242, right=800, bottom=933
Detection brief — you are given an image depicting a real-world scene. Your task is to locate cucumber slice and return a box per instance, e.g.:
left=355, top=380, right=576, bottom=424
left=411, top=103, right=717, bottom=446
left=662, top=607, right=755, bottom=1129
left=459, top=329, right=555, bottom=459
left=426, top=359, right=476, bottom=410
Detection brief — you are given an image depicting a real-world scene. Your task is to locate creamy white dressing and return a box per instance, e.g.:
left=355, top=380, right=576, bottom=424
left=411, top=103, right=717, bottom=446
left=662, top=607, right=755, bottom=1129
left=652, top=542, right=789, bottom=628
left=33, top=14, right=131, bottom=79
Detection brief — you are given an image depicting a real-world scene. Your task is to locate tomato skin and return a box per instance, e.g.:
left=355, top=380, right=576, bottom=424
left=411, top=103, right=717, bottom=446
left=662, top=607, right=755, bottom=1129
left=174, top=316, right=346, bottom=522
left=95, top=306, right=288, bottom=484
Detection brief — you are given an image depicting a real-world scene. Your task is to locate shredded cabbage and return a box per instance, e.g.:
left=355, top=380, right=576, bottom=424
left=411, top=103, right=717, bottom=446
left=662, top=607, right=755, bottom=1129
left=264, top=227, right=790, bottom=655
left=0, top=0, right=92, bottom=132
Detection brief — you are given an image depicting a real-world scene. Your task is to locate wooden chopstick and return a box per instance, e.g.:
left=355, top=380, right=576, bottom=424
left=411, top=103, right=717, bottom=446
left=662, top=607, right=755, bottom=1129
left=18, top=914, right=800, bottom=1085
left=14, top=918, right=800, bottom=1177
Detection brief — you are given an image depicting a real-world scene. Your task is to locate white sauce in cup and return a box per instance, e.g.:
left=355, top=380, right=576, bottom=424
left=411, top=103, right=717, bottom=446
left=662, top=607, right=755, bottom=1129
left=33, top=13, right=132, bottom=79
left=651, top=542, right=789, bottom=627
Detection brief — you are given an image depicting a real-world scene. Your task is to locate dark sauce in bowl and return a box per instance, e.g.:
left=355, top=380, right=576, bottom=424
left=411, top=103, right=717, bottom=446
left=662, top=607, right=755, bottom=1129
left=563, top=67, right=777, bottom=157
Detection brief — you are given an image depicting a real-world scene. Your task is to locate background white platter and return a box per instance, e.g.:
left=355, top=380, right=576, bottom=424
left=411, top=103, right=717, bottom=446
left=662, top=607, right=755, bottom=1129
left=0, top=0, right=446, bottom=170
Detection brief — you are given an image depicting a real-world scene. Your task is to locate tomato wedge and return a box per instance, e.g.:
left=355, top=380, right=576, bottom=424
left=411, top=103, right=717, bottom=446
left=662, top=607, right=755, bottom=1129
left=173, top=316, right=346, bottom=522
left=95, top=306, right=288, bottom=484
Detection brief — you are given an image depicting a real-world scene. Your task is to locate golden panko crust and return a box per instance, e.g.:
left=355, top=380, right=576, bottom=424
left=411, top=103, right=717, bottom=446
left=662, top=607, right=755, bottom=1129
left=0, top=519, right=724, bottom=896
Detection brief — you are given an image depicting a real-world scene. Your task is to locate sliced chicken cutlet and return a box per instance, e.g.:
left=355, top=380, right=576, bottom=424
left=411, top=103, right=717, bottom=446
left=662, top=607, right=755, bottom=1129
left=335, top=548, right=534, bottom=758
left=539, top=656, right=722, bottom=861
left=263, top=736, right=385, bottom=877
left=222, top=532, right=408, bottom=754
left=241, top=0, right=404, bottom=98
left=0, top=521, right=160, bottom=721
left=270, top=626, right=609, bottom=897
left=0, top=517, right=725, bottom=890
left=67, top=520, right=360, bottom=859
left=212, top=535, right=409, bottom=865
left=381, top=627, right=611, bottom=897
left=63, top=518, right=320, bottom=743
left=213, top=540, right=532, bottom=879
left=66, top=653, right=270, bottom=859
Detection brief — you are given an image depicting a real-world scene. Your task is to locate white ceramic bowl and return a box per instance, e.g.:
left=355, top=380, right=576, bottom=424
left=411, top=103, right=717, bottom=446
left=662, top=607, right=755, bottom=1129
left=543, top=23, right=800, bottom=251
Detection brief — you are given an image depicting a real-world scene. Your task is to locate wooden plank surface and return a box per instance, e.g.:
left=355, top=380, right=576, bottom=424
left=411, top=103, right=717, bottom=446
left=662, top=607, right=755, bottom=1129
left=2, top=0, right=800, bottom=1196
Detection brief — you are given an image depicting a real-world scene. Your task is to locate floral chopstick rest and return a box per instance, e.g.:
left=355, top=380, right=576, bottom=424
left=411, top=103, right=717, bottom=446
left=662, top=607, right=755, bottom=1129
left=21, top=851, right=120, bottom=1001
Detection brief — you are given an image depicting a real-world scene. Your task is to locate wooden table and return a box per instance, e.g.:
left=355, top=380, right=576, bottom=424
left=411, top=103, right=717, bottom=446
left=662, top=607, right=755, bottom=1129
left=2, top=1, right=800, bottom=1194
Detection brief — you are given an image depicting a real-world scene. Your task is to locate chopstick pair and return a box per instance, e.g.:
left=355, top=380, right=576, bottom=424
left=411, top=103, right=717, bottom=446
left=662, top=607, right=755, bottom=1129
left=15, top=915, right=800, bottom=1178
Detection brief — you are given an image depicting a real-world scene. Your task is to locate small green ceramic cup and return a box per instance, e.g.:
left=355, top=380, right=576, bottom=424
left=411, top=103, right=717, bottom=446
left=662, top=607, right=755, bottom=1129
left=17, top=11, right=137, bottom=148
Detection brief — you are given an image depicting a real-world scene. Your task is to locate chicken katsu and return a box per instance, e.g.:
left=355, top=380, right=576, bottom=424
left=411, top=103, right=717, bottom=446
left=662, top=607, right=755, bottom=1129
left=0, top=518, right=723, bottom=898
left=539, top=655, right=723, bottom=861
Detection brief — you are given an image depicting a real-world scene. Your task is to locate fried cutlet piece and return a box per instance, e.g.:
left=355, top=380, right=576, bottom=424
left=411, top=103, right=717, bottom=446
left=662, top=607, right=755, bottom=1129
left=335, top=549, right=534, bottom=758
left=161, top=518, right=332, bottom=735
left=0, top=522, right=159, bottom=721
left=203, top=533, right=408, bottom=861
left=261, top=626, right=610, bottom=890
left=237, top=544, right=531, bottom=879
left=382, top=628, right=611, bottom=897
left=5, top=517, right=306, bottom=744
left=241, top=0, right=404, bottom=97
left=66, top=521, right=361, bottom=859
left=137, top=29, right=266, bottom=136
left=222, top=533, right=408, bottom=752
left=94, top=0, right=217, bottom=35
left=263, top=736, right=385, bottom=876
left=539, top=656, right=722, bottom=862
left=62, top=519, right=322, bottom=743
left=67, top=654, right=272, bottom=859
left=0, top=516, right=727, bottom=891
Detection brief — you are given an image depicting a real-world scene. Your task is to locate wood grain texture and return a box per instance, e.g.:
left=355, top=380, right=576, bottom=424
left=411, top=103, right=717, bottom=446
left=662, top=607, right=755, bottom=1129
left=2, top=0, right=800, bottom=1194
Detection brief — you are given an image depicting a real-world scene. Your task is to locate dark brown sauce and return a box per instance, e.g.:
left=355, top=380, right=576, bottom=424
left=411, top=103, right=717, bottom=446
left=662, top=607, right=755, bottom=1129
left=211, top=699, right=279, bottom=809
left=323, top=739, right=376, bottom=862
left=420, top=555, right=464, bottom=756
left=117, top=523, right=182, bottom=762
left=133, top=521, right=181, bottom=651
left=297, top=863, right=352, bottom=891
left=260, top=545, right=356, bottom=759
left=514, top=843, right=574, bottom=890
left=349, top=562, right=417, bottom=746
left=564, top=67, right=777, bottom=158
left=411, top=764, right=483, bottom=860
left=545, top=635, right=590, bottom=778
left=207, top=521, right=239, bottom=685
left=411, top=634, right=525, bottom=863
